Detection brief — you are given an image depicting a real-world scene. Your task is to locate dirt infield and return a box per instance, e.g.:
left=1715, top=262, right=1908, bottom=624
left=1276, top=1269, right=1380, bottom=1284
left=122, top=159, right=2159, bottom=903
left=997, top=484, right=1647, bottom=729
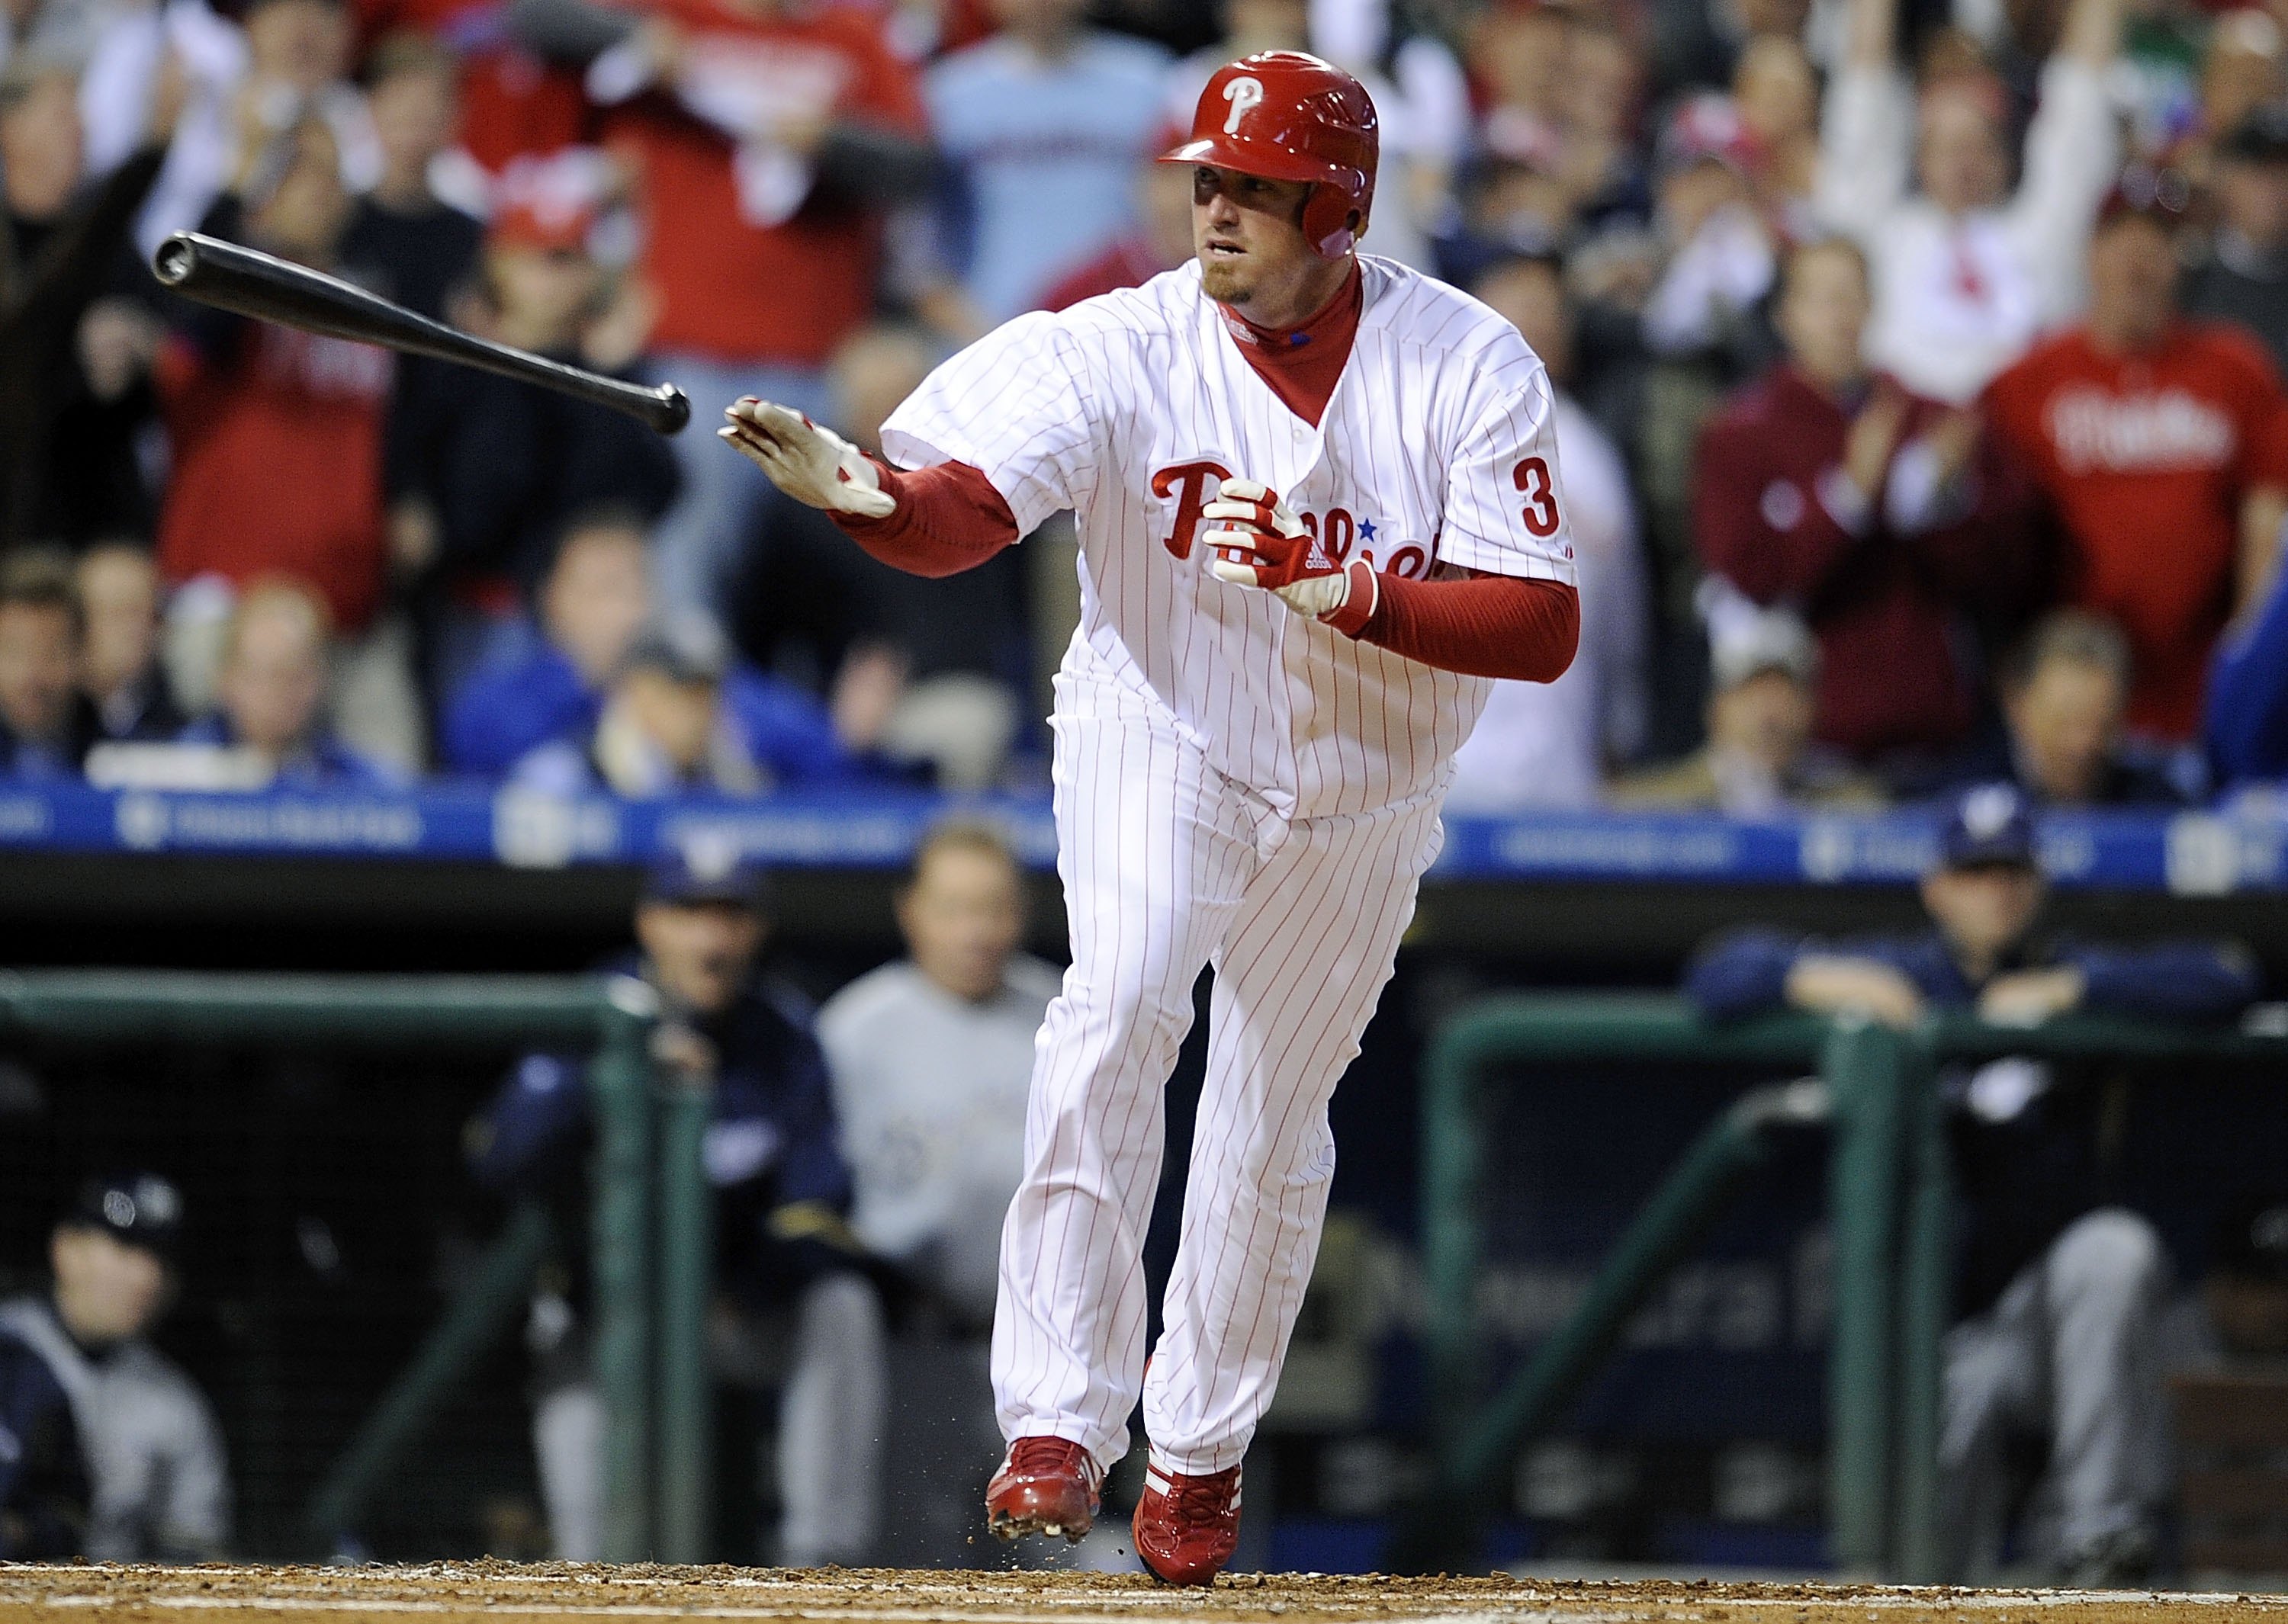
left=4, top=1565, right=2286, bottom=1624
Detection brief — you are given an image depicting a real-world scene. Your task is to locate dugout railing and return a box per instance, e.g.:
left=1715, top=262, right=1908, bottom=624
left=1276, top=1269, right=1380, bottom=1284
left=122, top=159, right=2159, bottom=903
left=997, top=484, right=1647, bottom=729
left=1393, top=993, right=2288, bottom=1580
left=0, top=969, right=708, bottom=1563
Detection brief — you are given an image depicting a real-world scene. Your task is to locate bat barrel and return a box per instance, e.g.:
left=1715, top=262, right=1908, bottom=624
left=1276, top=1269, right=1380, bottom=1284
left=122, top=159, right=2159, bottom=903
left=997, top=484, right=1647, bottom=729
left=152, top=232, right=690, bottom=437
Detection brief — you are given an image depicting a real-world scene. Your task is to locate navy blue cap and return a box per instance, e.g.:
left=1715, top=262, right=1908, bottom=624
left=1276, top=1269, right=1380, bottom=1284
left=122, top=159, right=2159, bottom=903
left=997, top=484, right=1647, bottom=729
left=643, top=838, right=770, bottom=910
left=1937, top=784, right=2039, bottom=871
left=66, top=1172, right=186, bottom=1262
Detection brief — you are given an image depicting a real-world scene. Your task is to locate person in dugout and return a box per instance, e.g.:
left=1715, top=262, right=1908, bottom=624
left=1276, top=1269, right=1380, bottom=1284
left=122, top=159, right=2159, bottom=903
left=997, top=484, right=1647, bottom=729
left=0, top=1173, right=231, bottom=1561
left=1687, top=783, right=2260, bottom=1585
left=466, top=846, right=884, bottom=1565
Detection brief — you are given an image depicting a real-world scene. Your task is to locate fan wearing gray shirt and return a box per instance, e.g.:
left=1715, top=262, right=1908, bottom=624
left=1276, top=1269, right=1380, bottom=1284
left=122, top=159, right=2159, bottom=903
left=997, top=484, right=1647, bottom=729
left=818, top=820, right=1056, bottom=1565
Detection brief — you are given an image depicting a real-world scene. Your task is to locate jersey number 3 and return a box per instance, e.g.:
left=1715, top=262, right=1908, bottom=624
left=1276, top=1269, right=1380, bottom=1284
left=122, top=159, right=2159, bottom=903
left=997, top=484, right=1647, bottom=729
left=1514, top=457, right=1560, bottom=538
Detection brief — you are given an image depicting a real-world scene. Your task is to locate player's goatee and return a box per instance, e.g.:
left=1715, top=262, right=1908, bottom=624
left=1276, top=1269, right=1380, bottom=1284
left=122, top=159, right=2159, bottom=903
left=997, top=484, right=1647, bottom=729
left=1199, top=260, right=1250, bottom=303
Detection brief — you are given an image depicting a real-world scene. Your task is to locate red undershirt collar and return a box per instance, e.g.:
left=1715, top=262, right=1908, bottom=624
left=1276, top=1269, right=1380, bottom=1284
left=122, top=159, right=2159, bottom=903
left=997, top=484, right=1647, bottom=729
left=1212, top=260, right=1363, bottom=428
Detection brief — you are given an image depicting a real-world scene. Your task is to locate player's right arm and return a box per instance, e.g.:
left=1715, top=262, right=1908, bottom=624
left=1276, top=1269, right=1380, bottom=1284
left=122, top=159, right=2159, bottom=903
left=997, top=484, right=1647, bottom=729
left=719, top=310, right=1101, bottom=578
left=720, top=400, right=1022, bottom=576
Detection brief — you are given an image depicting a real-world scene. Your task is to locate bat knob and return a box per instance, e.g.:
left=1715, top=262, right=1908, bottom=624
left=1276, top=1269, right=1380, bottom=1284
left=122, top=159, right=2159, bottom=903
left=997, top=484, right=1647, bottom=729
left=654, top=384, right=692, bottom=436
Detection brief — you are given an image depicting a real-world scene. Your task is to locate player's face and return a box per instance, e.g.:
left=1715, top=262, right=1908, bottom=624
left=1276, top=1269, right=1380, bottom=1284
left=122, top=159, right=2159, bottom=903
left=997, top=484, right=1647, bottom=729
left=2006, top=655, right=2123, bottom=804
left=899, top=842, right=1025, bottom=1003
left=1920, top=862, right=2044, bottom=962
left=1192, top=165, right=1344, bottom=324
left=50, top=1226, right=170, bottom=1345
left=0, top=602, right=78, bottom=744
left=638, top=900, right=764, bottom=1016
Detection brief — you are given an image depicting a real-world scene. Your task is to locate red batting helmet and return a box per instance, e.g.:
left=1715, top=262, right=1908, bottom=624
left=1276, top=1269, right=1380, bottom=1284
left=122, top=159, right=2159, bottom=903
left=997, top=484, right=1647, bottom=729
left=1162, top=51, right=1380, bottom=261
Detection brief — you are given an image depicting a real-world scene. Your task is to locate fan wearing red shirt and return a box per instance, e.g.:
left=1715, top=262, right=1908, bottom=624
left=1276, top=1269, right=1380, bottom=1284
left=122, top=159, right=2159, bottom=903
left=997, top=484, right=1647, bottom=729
left=350, top=0, right=587, bottom=175
left=1987, top=190, right=2288, bottom=742
left=1695, top=237, right=2040, bottom=768
left=587, top=0, right=932, bottom=631
left=156, top=120, right=394, bottom=640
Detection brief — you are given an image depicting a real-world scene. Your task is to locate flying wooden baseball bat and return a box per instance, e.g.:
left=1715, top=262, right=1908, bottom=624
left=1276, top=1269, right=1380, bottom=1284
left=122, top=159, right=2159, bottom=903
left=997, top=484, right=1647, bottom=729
left=151, top=231, right=690, bottom=436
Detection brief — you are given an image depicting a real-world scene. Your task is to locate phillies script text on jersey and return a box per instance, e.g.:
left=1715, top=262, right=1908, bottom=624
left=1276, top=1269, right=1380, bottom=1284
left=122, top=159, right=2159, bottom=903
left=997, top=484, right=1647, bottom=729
left=1989, top=321, right=2288, bottom=740
left=1152, top=454, right=1570, bottom=582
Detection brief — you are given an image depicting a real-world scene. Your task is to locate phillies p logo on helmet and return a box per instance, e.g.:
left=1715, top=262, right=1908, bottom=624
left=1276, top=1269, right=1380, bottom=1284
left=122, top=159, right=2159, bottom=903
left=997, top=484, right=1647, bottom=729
left=1222, top=76, right=1264, bottom=134
left=1162, top=51, right=1380, bottom=262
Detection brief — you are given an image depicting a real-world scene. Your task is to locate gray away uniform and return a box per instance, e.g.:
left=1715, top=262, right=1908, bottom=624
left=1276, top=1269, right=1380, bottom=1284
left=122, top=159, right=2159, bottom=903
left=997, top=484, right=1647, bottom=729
left=0, top=1296, right=230, bottom=1561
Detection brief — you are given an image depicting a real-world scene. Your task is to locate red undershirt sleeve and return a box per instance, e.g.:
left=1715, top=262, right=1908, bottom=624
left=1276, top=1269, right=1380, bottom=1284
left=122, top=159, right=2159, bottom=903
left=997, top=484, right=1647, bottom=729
left=1351, top=571, right=1580, bottom=682
left=828, top=457, right=1021, bottom=578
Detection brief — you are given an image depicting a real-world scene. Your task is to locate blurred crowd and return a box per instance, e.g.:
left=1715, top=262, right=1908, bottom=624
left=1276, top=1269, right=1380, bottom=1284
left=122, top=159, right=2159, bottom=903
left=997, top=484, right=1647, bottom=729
left=0, top=0, right=2284, bottom=811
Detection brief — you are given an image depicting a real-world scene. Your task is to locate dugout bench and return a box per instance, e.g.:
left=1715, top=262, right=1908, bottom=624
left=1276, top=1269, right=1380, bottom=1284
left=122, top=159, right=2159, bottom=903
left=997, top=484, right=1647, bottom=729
left=1393, top=993, right=2288, bottom=1580
left=0, top=969, right=705, bottom=1563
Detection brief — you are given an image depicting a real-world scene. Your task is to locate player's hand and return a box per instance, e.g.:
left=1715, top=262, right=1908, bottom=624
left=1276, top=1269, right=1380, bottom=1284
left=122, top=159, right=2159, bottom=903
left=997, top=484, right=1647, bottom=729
left=1785, top=955, right=1925, bottom=1029
left=1978, top=967, right=2085, bottom=1026
left=718, top=398, right=895, bottom=519
left=1203, top=479, right=1376, bottom=628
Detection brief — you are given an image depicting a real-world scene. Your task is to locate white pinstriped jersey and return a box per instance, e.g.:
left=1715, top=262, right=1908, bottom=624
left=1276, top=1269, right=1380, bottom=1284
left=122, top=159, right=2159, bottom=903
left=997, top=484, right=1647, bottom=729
left=880, top=253, right=1579, bottom=820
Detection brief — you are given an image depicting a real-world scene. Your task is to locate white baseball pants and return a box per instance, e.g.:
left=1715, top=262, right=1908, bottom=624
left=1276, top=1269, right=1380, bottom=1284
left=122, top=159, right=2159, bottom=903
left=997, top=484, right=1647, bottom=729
left=992, top=669, right=1444, bottom=1476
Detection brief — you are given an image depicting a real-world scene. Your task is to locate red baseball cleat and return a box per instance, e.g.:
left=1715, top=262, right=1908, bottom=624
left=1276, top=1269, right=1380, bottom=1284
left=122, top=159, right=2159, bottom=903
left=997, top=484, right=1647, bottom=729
left=1132, top=1456, right=1242, bottom=1585
left=985, top=1437, right=1102, bottom=1542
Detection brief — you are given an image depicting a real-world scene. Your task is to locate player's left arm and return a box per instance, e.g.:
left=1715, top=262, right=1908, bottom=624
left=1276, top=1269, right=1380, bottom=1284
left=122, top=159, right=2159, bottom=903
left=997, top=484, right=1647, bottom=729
left=1206, top=364, right=1582, bottom=681
left=1203, top=485, right=1579, bottom=679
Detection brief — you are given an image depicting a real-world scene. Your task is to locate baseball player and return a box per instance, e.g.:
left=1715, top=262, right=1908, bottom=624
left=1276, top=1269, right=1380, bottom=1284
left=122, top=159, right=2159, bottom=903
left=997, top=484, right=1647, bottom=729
left=721, top=50, right=1580, bottom=1585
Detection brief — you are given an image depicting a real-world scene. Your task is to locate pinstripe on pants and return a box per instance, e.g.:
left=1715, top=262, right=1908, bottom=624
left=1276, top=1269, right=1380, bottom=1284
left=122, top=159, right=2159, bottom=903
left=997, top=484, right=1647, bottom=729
left=990, top=663, right=1444, bottom=1475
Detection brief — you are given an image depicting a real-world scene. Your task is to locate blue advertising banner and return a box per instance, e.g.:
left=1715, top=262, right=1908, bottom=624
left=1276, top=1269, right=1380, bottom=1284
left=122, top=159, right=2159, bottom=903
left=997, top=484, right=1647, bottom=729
left=0, top=783, right=2283, bottom=893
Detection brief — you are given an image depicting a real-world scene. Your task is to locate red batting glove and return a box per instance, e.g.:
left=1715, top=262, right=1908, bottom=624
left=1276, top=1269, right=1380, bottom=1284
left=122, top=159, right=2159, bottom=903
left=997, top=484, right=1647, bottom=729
left=1201, top=479, right=1377, bottom=636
